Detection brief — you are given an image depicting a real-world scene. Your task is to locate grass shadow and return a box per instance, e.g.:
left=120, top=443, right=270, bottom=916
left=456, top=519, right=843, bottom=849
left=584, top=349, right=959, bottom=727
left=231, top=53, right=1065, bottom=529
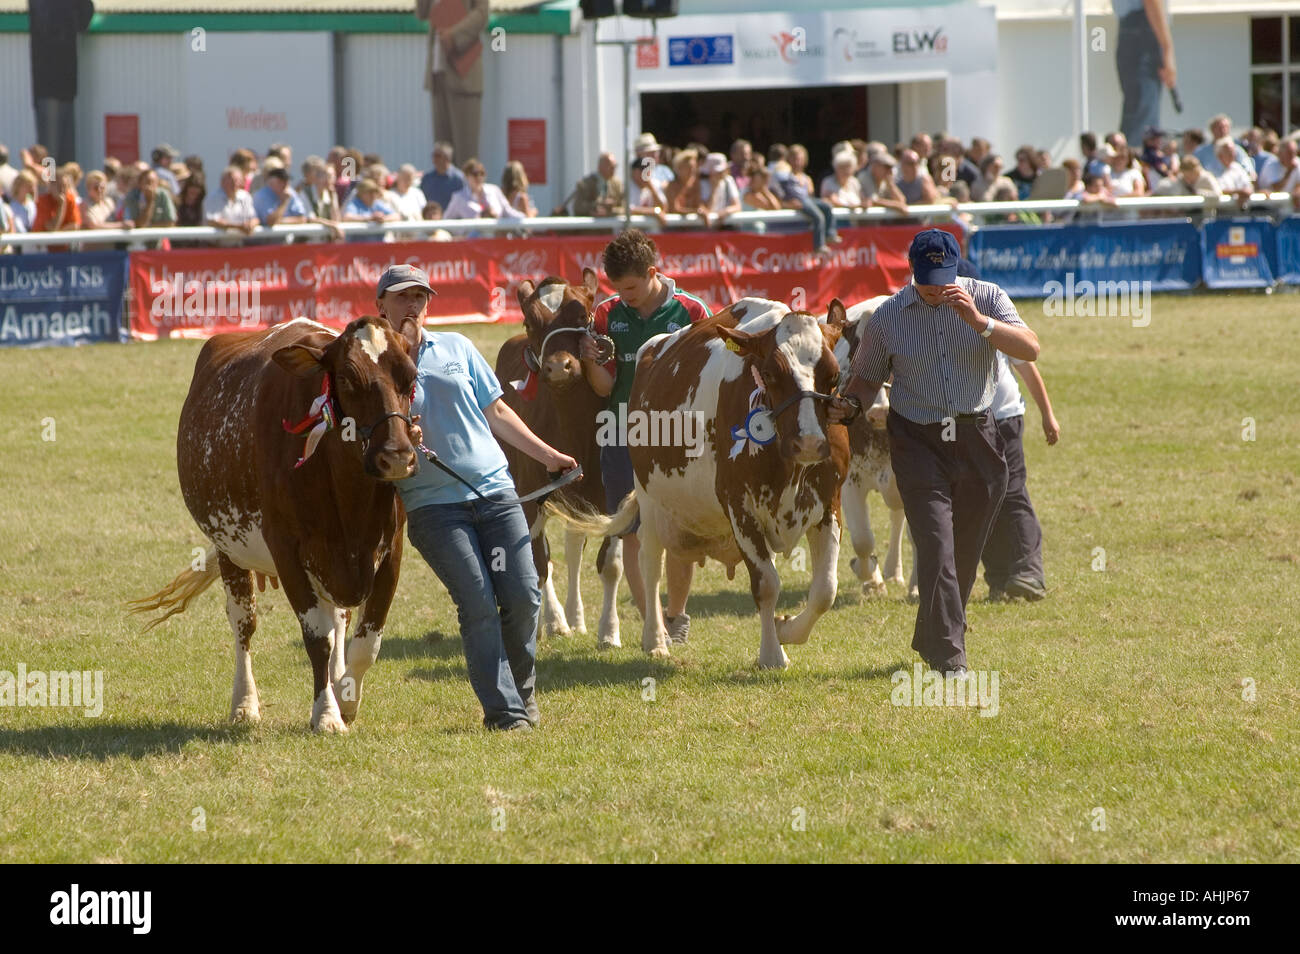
left=843, top=659, right=915, bottom=681
left=0, top=720, right=248, bottom=761
left=379, top=631, right=463, bottom=661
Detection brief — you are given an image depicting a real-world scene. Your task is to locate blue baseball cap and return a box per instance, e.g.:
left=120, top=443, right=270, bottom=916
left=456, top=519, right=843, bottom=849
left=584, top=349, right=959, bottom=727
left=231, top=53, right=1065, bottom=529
left=376, top=263, right=436, bottom=298
left=908, top=229, right=960, bottom=285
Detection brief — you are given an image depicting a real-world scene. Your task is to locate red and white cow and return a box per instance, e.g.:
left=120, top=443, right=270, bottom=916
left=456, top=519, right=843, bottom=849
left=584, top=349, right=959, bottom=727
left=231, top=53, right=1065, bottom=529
left=734, top=296, right=916, bottom=600
left=552, top=300, right=849, bottom=669
left=495, top=271, right=625, bottom=647
left=130, top=316, right=420, bottom=732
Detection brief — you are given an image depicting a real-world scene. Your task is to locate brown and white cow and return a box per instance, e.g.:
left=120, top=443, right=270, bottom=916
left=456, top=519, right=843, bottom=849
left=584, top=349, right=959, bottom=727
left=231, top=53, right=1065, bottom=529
left=837, top=296, right=917, bottom=599
left=495, top=270, right=625, bottom=648
left=734, top=296, right=916, bottom=599
left=129, top=316, right=420, bottom=732
left=552, top=300, right=849, bottom=668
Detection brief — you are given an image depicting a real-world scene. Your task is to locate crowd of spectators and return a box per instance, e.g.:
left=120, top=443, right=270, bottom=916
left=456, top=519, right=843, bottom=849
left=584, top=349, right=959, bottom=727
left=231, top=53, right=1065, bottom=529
left=3, top=110, right=1299, bottom=255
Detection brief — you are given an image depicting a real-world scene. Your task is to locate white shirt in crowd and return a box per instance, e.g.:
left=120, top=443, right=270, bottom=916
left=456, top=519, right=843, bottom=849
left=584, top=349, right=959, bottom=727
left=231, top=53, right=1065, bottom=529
left=1260, top=162, right=1300, bottom=193
left=1217, top=161, right=1254, bottom=194
left=820, top=173, right=863, bottom=208
left=206, top=189, right=258, bottom=226
left=1109, top=165, right=1145, bottom=198
left=636, top=179, right=668, bottom=209
left=392, top=185, right=427, bottom=221
left=444, top=183, right=523, bottom=220
left=699, top=174, right=740, bottom=212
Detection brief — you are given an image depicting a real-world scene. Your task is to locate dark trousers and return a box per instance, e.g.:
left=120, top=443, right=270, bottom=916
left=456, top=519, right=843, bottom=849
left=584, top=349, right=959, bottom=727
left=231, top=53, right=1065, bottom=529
left=887, top=409, right=1008, bottom=670
left=981, top=415, right=1044, bottom=592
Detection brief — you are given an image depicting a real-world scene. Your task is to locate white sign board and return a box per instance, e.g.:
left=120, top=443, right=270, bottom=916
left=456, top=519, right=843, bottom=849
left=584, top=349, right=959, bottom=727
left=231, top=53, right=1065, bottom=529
left=184, top=32, right=335, bottom=173
left=630, top=5, right=997, bottom=90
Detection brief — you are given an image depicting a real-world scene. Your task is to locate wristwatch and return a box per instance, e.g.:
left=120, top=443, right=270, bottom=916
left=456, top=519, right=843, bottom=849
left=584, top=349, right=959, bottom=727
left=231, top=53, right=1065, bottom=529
left=980, top=316, right=995, bottom=338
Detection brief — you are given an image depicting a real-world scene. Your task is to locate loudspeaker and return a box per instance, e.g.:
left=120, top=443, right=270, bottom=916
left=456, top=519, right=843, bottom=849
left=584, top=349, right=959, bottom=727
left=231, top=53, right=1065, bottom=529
left=623, top=0, right=678, bottom=18
left=579, top=0, right=617, bottom=18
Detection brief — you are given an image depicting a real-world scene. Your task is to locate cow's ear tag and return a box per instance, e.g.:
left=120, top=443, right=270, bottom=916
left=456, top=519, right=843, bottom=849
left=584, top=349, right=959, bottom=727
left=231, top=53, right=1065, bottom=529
left=725, top=338, right=741, bottom=353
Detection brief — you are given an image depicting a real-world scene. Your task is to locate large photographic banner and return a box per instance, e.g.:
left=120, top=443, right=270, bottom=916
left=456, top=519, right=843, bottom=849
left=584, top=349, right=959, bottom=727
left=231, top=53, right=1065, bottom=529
left=969, top=221, right=1202, bottom=298
left=1201, top=219, right=1278, bottom=289
left=127, top=225, right=950, bottom=337
left=0, top=252, right=129, bottom=348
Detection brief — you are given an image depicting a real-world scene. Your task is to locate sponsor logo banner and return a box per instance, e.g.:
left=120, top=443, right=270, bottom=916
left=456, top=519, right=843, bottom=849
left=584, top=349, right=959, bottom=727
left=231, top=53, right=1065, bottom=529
left=969, top=221, right=1202, bottom=297
left=126, top=226, right=948, bottom=338
left=0, top=251, right=128, bottom=348
left=668, top=35, right=733, bottom=66
left=1201, top=218, right=1278, bottom=289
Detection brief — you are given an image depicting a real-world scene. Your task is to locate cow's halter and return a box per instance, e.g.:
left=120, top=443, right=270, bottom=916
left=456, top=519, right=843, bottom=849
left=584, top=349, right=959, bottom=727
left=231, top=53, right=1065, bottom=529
left=523, top=321, right=615, bottom=374
left=742, top=389, right=838, bottom=445
left=283, top=375, right=416, bottom=467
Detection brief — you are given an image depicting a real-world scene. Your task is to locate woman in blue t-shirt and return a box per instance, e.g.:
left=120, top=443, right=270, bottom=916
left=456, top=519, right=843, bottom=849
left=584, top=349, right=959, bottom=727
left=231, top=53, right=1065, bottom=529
left=376, top=264, right=576, bottom=731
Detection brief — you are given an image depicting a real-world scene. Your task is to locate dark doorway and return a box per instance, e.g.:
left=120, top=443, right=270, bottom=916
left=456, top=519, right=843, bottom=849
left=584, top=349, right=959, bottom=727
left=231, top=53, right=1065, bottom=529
left=640, top=85, right=869, bottom=178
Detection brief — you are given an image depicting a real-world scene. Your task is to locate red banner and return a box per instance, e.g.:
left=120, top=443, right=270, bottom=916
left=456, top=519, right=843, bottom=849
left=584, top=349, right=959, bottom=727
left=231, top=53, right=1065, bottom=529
left=126, top=225, right=956, bottom=339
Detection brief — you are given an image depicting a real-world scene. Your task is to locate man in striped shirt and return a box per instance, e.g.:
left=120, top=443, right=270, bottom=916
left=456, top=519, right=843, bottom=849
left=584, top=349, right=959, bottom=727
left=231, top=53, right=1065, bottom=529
left=830, top=229, right=1040, bottom=676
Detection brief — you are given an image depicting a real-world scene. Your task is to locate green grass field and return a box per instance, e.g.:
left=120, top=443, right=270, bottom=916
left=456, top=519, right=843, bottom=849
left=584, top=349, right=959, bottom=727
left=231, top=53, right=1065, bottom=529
left=1, top=293, right=1297, bottom=863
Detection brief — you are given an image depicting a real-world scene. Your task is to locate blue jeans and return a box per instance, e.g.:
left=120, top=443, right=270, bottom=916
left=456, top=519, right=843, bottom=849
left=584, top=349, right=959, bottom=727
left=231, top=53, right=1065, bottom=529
left=407, top=493, right=540, bottom=729
left=795, top=195, right=838, bottom=251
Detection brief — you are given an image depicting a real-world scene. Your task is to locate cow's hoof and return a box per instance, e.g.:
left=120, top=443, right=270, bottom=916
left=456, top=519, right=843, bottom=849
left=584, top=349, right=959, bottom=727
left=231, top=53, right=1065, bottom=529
left=312, top=713, right=349, bottom=734
left=230, top=702, right=261, bottom=724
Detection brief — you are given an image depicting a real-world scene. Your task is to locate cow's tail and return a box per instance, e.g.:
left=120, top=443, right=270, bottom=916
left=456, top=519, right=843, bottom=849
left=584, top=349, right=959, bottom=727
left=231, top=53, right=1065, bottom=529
left=542, top=491, right=639, bottom=539
left=126, top=546, right=222, bottom=631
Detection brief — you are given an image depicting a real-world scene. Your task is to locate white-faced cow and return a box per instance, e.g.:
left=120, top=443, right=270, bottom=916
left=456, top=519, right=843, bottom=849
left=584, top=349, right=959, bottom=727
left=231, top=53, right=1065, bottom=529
left=129, top=316, right=420, bottom=732
left=552, top=300, right=849, bottom=669
left=837, top=296, right=917, bottom=599
left=733, top=296, right=916, bottom=600
left=495, top=270, right=626, bottom=648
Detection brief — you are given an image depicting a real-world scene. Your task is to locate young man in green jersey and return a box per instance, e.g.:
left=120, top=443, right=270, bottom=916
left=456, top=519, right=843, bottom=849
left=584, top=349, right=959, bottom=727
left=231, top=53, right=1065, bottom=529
left=580, top=230, right=711, bottom=643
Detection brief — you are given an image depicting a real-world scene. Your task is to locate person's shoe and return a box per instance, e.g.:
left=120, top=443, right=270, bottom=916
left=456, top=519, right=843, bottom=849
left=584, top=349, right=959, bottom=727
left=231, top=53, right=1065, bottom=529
left=1004, top=576, right=1046, bottom=602
left=666, top=612, right=691, bottom=645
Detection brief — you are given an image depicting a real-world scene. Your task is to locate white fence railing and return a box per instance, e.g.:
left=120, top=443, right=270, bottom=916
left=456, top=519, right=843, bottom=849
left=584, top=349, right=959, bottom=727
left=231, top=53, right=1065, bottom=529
left=2, top=193, right=1295, bottom=252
